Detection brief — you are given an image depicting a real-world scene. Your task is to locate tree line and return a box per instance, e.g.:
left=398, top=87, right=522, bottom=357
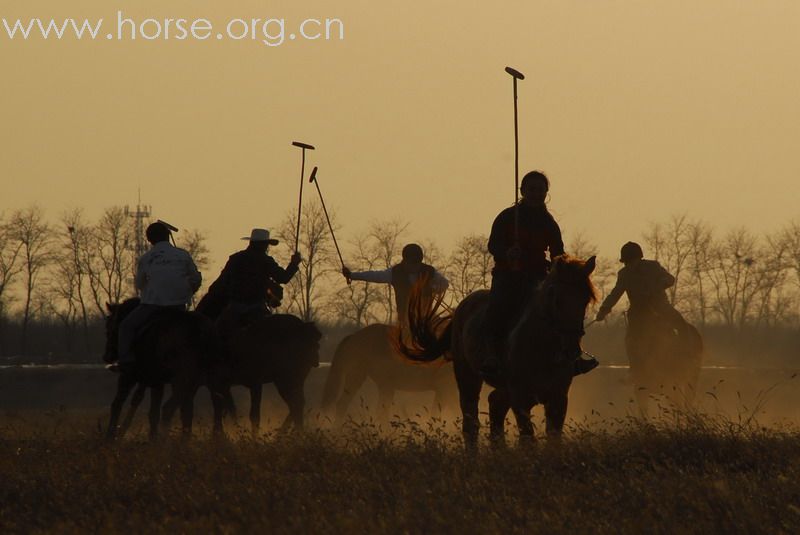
left=1, top=205, right=799, bottom=358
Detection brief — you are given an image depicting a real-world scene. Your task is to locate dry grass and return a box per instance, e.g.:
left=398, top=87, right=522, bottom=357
left=1, top=411, right=800, bottom=534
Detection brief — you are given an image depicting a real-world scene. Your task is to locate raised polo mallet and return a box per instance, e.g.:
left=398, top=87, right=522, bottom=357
left=505, top=66, right=525, bottom=243
left=308, top=166, right=346, bottom=275
left=292, top=141, right=315, bottom=253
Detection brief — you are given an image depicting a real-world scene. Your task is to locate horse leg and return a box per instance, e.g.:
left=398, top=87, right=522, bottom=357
left=377, top=387, right=395, bottom=424
left=512, top=405, right=535, bottom=446
left=178, top=384, right=199, bottom=438
left=544, top=392, right=568, bottom=439
left=276, top=380, right=305, bottom=433
left=148, top=384, right=165, bottom=441
left=455, top=360, right=482, bottom=449
left=106, top=373, right=137, bottom=440
left=208, top=382, right=227, bottom=435
left=488, top=389, right=510, bottom=446
left=160, top=389, right=180, bottom=434
left=118, top=382, right=146, bottom=439
left=334, top=369, right=367, bottom=425
left=249, top=383, right=263, bottom=434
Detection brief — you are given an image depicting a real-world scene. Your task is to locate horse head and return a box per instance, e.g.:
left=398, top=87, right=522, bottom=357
left=523, top=255, right=597, bottom=364
left=301, top=321, right=323, bottom=368
left=102, top=298, right=141, bottom=363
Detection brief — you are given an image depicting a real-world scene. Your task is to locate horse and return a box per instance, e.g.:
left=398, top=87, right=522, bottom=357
left=320, top=323, right=458, bottom=424
left=103, top=298, right=223, bottom=440
left=625, top=308, right=704, bottom=416
left=400, top=256, right=597, bottom=447
left=210, top=310, right=322, bottom=433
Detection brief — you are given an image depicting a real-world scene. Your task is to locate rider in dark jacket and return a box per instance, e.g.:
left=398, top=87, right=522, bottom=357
left=595, top=241, right=688, bottom=333
left=206, top=229, right=301, bottom=327
left=484, top=171, right=597, bottom=377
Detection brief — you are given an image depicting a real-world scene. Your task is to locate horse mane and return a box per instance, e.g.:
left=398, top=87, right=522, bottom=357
left=106, top=297, right=141, bottom=318
left=396, top=272, right=452, bottom=362
left=544, top=255, right=598, bottom=304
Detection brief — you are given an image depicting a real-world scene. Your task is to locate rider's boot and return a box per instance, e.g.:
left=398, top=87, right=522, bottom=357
left=573, top=354, right=599, bottom=376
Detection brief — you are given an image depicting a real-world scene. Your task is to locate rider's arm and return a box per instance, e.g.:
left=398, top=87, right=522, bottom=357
left=546, top=214, right=565, bottom=259
left=265, top=256, right=298, bottom=284
left=185, top=253, right=202, bottom=293
left=597, top=270, right=627, bottom=317
left=487, top=209, right=512, bottom=259
left=348, top=268, right=393, bottom=284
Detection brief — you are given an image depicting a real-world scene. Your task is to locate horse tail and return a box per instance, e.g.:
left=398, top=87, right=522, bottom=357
left=396, top=275, right=453, bottom=363
left=321, top=335, right=352, bottom=409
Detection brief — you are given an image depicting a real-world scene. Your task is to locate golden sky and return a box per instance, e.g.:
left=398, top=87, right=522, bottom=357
left=2, top=1, right=799, bottom=275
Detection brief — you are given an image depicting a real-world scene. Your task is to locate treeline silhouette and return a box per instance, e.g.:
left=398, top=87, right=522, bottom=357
left=1, top=206, right=799, bottom=365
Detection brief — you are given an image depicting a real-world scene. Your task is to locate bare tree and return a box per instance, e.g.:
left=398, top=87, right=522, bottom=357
left=566, top=232, right=616, bottom=307
left=83, top=207, right=135, bottom=314
left=705, top=228, right=762, bottom=329
left=325, top=232, right=384, bottom=326
left=277, top=201, right=337, bottom=321
left=7, top=206, right=52, bottom=354
left=0, top=216, right=24, bottom=354
left=445, top=234, right=492, bottom=303
left=680, top=220, right=715, bottom=327
left=643, top=214, right=695, bottom=308
left=43, top=210, right=95, bottom=353
left=367, top=219, right=409, bottom=323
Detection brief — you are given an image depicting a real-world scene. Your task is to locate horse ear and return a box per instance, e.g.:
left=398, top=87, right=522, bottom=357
left=105, top=302, right=113, bottom=312
left=585, top=256, right=597, bottom=275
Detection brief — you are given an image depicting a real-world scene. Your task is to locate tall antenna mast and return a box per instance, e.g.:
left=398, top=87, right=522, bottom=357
left=124, top=189, right=151, bottom=259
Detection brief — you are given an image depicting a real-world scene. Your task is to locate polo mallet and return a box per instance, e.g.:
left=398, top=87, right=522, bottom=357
left=505, top=66, right=525, bottom=243
left=308, top=166, right=346, bottom=277
left=156, top=219, right=179, bottom=246
left=292, top=141, right=315, bottom=253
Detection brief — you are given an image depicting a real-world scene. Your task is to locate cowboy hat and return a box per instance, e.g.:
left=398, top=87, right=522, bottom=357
left=242, top=228, right=279, bottom=245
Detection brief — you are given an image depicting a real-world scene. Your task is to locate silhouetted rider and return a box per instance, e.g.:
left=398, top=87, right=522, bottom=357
left=342, top=243, right=449, bottom=327
left=207, top=228, right=301, bottom=326
left=485, top=170, right=598, bottom=377
left=111, top=221, right=202, bottom=373
left=595, top=241, right=688, bottom=335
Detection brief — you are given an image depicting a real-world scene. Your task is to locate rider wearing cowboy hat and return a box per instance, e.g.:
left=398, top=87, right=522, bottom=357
left=207, top=228, right=301, bottom=320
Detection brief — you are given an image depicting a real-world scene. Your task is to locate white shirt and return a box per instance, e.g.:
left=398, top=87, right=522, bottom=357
left=135, top=241, right=201, bottom=306
left=350, top=267, right=449, bottom=293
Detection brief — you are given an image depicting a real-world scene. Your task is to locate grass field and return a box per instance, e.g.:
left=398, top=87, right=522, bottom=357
left=2, top=410, right=799, bottom=534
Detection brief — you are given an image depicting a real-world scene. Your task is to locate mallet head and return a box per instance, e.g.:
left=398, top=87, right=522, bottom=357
left=156, top=219, right=179, bottom=232
left=292, top=141, right=315, bottom=150
left=504, top=66, right=525, bottom=80
left=308, top=166, right=318, bottom=183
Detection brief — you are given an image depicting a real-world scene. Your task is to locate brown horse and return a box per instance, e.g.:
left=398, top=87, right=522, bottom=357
left=320, top=324, right=458, bottom=423
left=626, top=309, right=704, bottom=416
left=103, top=298, right=223, bottom=440
left=212, top=311, right=322, bottom=433
left=401, top=256, right=597, bottom=447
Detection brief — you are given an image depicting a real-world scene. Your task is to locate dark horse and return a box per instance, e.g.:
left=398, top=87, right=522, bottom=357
left=400, top=256, right=597, bottom=447
left=626, top=308, right=704, bottom=416
left=103, top=298, right=222, bottom=440
left=208, top=307, right=323, bottom=433
left=320, top=324, right=458, bottom=424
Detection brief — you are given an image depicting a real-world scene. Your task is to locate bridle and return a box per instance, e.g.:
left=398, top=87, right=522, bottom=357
left=537, top=280, right=587, bottom=360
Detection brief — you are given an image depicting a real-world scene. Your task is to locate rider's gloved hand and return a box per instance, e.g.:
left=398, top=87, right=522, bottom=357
left=290, top=252, right=302, bottom=266
left=342, top=266, right=352, bottom=282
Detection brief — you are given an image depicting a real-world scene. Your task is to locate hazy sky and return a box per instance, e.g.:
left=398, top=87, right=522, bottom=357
left=2, top=1, right=799, bottom=275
